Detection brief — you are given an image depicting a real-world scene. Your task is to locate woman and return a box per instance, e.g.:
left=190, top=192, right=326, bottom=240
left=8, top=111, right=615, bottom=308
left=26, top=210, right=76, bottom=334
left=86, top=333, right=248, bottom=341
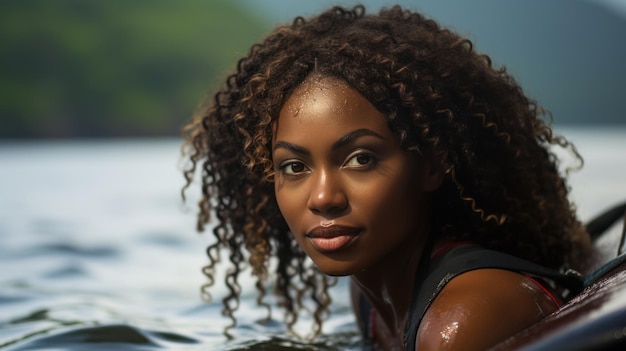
left=181, top=5, right=590, bottom=350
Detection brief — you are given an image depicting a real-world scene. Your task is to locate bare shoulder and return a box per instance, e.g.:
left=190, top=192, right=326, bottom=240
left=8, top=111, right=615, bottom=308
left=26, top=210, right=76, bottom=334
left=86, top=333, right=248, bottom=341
left=416, top=269, right=558, bottom=351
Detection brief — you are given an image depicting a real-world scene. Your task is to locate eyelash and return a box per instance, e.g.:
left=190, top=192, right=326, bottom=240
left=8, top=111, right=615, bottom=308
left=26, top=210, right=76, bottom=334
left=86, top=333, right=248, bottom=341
left=278, top=161, right=309, bottom=177
left=343, top=151, right=377, bottom=169
left=278, top=151, right=378, bottom=177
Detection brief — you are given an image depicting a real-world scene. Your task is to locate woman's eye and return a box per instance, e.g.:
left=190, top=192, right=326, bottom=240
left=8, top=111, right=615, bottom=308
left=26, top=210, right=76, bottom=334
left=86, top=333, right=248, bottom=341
left=344, top=152, right=375, bottom=168
left=280, top=161, right=308, bottom=176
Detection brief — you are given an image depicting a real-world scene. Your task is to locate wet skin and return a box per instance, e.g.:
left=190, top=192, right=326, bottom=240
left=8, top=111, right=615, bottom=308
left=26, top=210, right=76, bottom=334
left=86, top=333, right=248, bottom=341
left=271, top=75, right=557, bottom=350
left=272, top=75, right=434, bottom=274
left=272, top=75, right=441, bottom=346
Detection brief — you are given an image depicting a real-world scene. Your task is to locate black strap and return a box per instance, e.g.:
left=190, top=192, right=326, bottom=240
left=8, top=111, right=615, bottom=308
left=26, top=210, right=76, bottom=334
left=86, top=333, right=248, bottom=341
left=403, top=244, right=584, bottom=351
left=358, top=292, right=373, bottom=339
left=585, top=201, right=626, bottom=240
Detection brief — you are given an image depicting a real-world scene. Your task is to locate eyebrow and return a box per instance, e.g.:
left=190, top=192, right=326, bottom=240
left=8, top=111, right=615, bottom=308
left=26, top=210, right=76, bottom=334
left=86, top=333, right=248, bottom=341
left=273, top=128, right=385, bottom=154
left=331, top=128, right=385, bottom=150
left=273, top=141, right=310, bottom=155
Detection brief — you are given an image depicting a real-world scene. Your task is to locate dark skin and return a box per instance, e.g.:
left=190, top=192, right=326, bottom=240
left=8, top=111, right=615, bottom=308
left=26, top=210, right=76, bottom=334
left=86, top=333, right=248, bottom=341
left=416, top=269, right=559, bottom=350
left=274, top=75, right=559, bottom=350
left=182, top=6, right=590, bottom=347
left=351, top=263, right=559, bottom=350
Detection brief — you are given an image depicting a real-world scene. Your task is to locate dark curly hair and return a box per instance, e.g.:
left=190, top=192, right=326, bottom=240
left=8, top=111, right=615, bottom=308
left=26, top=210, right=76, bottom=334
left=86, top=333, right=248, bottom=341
left=181, top=5, right=589, bottom=338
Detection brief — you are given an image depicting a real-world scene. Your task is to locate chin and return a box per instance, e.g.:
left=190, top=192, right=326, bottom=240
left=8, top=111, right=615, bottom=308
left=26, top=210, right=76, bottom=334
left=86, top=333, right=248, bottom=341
left=312, top=258, right=363, bottom=277
left=319, top=269, right=352, bottom=277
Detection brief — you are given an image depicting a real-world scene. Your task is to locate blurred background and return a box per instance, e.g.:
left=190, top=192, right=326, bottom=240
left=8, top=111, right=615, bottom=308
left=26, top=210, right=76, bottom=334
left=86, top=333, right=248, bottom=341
left=1, top=0, right=624, bottom=139
left=0, top=1, right=624, bottom=350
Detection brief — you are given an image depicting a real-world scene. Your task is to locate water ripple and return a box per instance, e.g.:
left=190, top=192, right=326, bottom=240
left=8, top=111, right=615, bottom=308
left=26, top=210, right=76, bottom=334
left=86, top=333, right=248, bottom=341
left=11, top=243, right=119, bottom=259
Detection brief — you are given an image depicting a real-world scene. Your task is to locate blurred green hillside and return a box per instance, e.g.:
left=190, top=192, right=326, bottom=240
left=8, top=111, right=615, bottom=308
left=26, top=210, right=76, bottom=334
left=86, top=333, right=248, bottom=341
left=0, top=0, right=270, bottom=138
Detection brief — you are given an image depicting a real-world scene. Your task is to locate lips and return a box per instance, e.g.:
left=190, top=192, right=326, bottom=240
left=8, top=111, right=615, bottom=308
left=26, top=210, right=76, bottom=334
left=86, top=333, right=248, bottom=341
left=305, top=225, right=361, bottom=252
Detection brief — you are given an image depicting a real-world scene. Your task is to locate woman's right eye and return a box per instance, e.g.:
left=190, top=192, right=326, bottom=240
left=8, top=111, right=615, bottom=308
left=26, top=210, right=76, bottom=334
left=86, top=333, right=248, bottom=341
left=279, top=161, right=308, bottom=176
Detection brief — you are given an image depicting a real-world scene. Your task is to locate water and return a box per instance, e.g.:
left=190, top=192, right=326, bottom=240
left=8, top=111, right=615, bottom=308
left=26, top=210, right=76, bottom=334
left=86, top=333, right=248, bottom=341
left=0, top=127, right=624, bottom=350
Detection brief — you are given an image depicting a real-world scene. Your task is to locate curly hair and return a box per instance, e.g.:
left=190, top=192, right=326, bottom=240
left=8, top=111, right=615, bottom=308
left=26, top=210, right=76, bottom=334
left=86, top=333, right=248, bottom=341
left=181, top=5, right=589, bottom=338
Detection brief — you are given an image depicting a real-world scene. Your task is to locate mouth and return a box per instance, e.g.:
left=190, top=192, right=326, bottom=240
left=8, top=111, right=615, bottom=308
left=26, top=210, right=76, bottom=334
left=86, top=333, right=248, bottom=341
left=305, top=225, right=361, bottom=253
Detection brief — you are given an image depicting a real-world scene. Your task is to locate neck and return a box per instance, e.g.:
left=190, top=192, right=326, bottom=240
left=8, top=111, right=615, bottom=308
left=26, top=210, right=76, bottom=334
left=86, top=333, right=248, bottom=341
left=352, top=234, right=431, bottom=338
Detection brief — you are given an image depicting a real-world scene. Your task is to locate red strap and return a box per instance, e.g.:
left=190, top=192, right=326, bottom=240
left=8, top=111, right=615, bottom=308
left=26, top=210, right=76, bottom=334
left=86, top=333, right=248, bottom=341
left=431, top=242, right=562, bottom=308
left=430, top=241, right=474, bottom=260
left=369, top=307, right=377, bottom=339
left=526, top=275, right=561, bottom=308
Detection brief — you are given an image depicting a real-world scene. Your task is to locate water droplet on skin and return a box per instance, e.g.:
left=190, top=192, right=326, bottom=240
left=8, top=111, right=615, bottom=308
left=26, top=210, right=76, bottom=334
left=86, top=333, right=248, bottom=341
left=440, top=321, right=459, bottom=344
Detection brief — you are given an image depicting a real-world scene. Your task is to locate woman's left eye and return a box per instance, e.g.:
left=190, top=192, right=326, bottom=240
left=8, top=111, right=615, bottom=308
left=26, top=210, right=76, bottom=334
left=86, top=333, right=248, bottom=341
left=344, top=152, right=376, bottom=168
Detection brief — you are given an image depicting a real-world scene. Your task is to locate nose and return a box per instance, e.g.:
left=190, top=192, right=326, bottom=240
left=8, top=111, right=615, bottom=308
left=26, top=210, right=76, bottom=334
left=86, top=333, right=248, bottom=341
left=307, top=169, right=348, bottom=215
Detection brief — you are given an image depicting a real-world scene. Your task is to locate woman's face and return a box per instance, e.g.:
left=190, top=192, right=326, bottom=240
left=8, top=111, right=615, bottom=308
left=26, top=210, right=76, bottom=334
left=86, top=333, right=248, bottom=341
left=272, top=75, right=435, bottom=276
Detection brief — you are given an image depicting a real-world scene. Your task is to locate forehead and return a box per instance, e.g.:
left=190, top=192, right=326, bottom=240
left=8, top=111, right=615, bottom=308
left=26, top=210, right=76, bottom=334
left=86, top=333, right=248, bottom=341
left=274, top=75, right=388, bottom=137
left=283, top=75, right=356, bottom=115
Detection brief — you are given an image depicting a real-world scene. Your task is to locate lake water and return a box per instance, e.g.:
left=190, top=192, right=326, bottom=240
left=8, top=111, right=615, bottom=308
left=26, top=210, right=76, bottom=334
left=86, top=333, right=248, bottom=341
left=1, top=127, right=625, bottom=350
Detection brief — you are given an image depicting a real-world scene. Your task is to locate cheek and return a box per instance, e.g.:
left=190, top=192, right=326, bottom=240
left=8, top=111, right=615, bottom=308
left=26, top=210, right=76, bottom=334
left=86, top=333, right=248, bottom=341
left=274, top=184, right=300, bottom=230
left=363, top=169, right=424, bottom=231
left=375, top=189, right=414, bottom=223
left=274, top=184, right=286, bottom=218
